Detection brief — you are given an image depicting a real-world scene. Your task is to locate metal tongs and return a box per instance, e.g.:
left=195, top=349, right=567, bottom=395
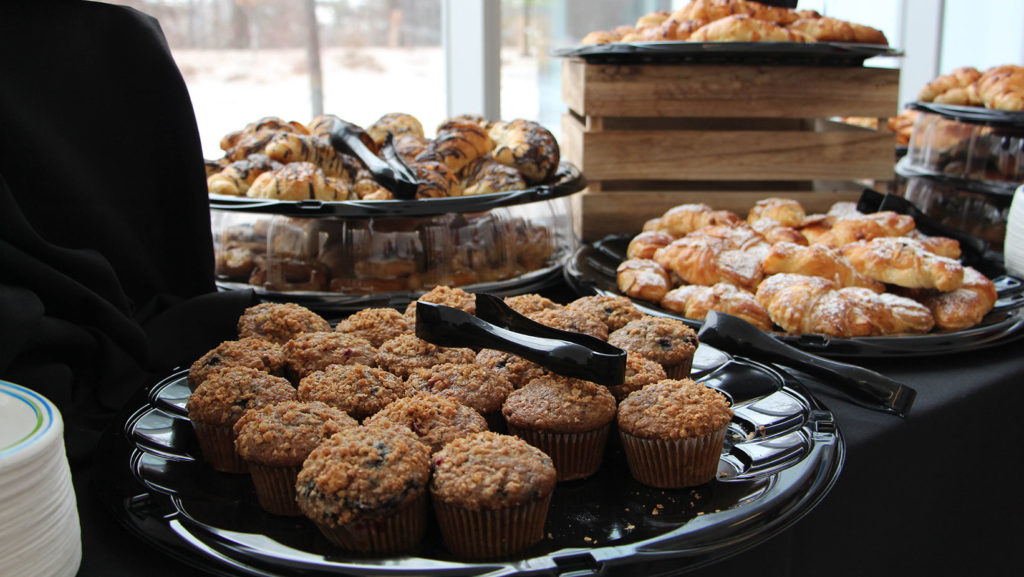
left=414, top=293, right=627, bottom=388
left=328, top=120, right=420, bottom=200
left=697, top=311, right=917, bottom=418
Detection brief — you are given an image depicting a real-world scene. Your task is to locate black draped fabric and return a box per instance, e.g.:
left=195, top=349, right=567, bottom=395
left=0, top=1, right=256, bottom=463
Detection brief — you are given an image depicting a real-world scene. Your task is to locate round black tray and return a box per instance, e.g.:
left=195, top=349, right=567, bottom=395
left=93, top=345, right=843, bottom=577
left=565, top=235, right=1024, bottom=358
left=552, top=41, right=901, bottom=66
left=209, top=163, right=585, bottom=218
left=909, top=101, right=1024, bottom=130
left=896, top=157, right=1021, bottom=197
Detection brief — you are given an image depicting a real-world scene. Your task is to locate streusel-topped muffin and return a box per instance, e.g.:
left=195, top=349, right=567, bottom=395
left=237, top=302, right=331, bottom=344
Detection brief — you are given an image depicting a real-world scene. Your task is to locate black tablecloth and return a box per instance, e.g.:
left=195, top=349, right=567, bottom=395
left=72, top=284, right=1024, bottom=577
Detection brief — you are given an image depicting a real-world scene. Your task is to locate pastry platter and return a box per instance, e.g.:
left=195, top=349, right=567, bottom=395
left=564, top=234, right=1024, bottom=358
left=552, top=41, right=901, bottom=66
left=94, top=343, right=843, bottom=577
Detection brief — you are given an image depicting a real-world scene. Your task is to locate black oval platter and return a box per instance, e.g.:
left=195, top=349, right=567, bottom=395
left=93, top=344, right=843, bottom=577
left=564, top=235, right=1024, bottom=358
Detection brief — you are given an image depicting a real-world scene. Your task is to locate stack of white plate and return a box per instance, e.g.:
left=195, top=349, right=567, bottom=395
left=1006, top=184, right=1024, bottom=277
left=0, top=381, right=81, bottom=577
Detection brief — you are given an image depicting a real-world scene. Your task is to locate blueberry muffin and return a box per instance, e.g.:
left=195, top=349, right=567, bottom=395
left=405, top=362, right=514, bottom=429
left=187, top=337, right=286, bottom=391
left=233, top=400, right=358, bottom=515
left=617, top=379, right=733, bottom=488
left=502, top=375, right=617, bottom=481
left=608, top=316, right=699, bottom=379
left=363, top=391, right=488, bottom=454
left=283, top=332, right=377, bottom=382
left=565, top=295, right=644, bottom=333
left=375, top=334, right=476, bottom=380
left=297, top=364, right=410, bottom=421
left=296, top=424, right=431, bottom=554
left=236, top=302, right=331, bottom=345
left=335, top=307, right=411, bottom=347
left=430, top=431, right=556, bottom=559
left=186, top=366, right=296, bottom=473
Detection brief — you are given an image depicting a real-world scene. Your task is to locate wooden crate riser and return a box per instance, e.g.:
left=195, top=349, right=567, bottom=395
left=561, top=113, right=895, bottom=182
left=580, top=187, right=867, bottom=242
left=562, top=59, right=900, bottom=119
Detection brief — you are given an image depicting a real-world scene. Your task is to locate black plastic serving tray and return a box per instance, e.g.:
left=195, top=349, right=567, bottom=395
left=209, top=163, right=586, bottom=218
left=93, top=344, right=843, bottom=577
left=909, top=101, right=1024, bottom=130
left=564, top=234, right=1024, bottom=359
left=552, top=41, right=901, bottom=67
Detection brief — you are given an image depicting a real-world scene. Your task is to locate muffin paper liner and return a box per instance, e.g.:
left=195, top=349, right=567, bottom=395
left=619, top=427, right=728, bottom=489
left=191, top=422, right=248, bottom=474
left=315, top=491, right=427, bottom=554
left=431, top=493, right=552, bottom=559
left=507, top=423, right=610, bottom=482
left=663, top=356, right=694, bottom=380
left=247, top=463, right=302, bottom=516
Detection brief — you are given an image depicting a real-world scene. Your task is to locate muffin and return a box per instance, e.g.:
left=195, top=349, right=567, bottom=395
left=335, top=307, right=411, bottom=347
left=297, top=364, right=410, bottom=421
left=616, top=379, right=733, bottom=489
left=237, top=302, right=331, bottom=344
left=296, top=424, right=431, bottom=554
left=283, top=332, right=377, bottom=382
left=607, top=316, right=699, bottom=379
left=403, top=285, right=476, bottom=326
left=375, top=334, right=476, bottom=380
left=363, top=391, right=488, bottom=454
left=608, top=351, right=668, bottom=402
left=475, top=349, right=549, bottom=389
left=502, top=375, right=617, bottom=481
left=565, top=295, right=644, bottom=333
left=503, top=293, right=563, bottom=316
left=187, top=337, right=286, bottom=390
left=405, top=362, right=514, bottom=429
left=233, top=401, right=358, bottom=515
left=526, top=308, right=609, bottom=341
left=186, top=366, right=297, bottom=473
left=430, top=431, right=556, bottom=559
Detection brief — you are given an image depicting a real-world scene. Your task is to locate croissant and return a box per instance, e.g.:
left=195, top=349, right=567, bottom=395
left=786, top=16, right=857, bottom=43
left=840, top=237, right=964, bottom=292
left=748, top=197, right=806, bottom=228
left=617, top=258, right=672, bottom=302
left=972, top=65, right=1024, bottom=111
left=918, top=67, right=981, bottom=102
left=246, top=162, right=345, bottom=201
left=264, top=132, right=360, bottom=180
left=637, top=17, right=707, bottom=41
left=627, top=230, right=675, bottom=260
left=365, top=112, right=425, bottom=147
left=488, top=119, right=560, bottom=184
left=762, top=241, right=885, bottom=292
left=755, top=273, right=934, bottom=337
left=410, top=160, right=461, bottom=198
left=895, top=267, right=996, bottom=331
left=635, top=10, right=671, bottom=28
left=906, top=229, right=961, bottom=259
left=220, top=116, right=309, bottom=152
left=672, top=0, right=799, bottom=25
left=660, top=282, right=772, bottom=330
left=812, top=211, right=916, bottom=248
left=654, top=203, right=743, bottom=237
left=653, top=225, right=766, bottom=290
left=460, top=155, right=527, bottom=195
left=689, top=14, right=812, bottom=43
left=207, top=154, right=282, bottom=196
left=393, top=133, right=431, bottom=165
left=581, top=30, right=622, bottom=45
left=749, top=218, right=808, bottom=245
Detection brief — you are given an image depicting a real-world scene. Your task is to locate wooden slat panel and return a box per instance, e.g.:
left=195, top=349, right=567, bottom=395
left=564, top=59, right=899, bottom=119
left=576, top=126, right=894, bottom=181
left=580, top=188, right=865, bottom=241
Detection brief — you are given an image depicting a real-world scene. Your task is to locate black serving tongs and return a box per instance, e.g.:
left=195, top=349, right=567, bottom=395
left=415, top=293, right=627, bottom=388
left=697, top=311, right=917, bottom=418
left=328, top=121, right=420, bottom=200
